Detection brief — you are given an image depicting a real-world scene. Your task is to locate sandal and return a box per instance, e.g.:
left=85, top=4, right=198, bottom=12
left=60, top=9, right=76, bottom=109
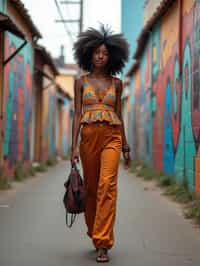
left=96, top=248, right=109, bottom=263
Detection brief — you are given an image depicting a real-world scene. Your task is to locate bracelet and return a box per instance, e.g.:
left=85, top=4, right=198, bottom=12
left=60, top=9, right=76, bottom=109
left=122, top=144, right=130, bottom=153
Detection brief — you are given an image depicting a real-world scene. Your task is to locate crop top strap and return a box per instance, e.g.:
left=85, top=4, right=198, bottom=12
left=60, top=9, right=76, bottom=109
left=111, top=76, right=115, bottom=88
left=83, top=74, right=88, bottom=84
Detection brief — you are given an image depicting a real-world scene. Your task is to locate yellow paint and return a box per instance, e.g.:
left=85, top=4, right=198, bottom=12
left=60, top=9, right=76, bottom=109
left=183, top=0, right=195, bottom=14
left=56, top=75, right=75, bottom=98
left=152, top=47, right=157, bottom=65
left=13, top=113, right=17, bottom=120
left=134, top=68, right=141, bottom=97
left=160, top=1, right=179, bottom=70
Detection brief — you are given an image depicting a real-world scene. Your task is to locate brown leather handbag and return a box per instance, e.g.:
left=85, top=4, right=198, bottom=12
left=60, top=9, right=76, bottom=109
left=63, top=162, right=85, bottom=227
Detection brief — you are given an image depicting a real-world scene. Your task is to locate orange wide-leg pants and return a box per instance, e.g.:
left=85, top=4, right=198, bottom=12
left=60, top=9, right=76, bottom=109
left=79, top=122, right=122, bottom=250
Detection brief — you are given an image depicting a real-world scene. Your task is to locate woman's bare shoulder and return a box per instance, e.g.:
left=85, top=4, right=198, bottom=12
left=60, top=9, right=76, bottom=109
left=112, top=76, right=123, bottom=89
left=75, top=73, right=89, bottom=86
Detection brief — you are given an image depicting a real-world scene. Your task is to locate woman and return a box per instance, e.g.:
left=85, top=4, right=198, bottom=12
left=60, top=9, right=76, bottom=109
left=71, top=25, right=131, bottom=262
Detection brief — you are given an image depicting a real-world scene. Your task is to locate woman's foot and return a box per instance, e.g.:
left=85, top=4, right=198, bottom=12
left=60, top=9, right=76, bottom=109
left=96, top=248, right=109, bottom=263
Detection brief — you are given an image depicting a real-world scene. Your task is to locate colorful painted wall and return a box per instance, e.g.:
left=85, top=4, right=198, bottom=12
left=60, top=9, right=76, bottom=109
left=0, top=0, right=6, bottom=12
left=41, top=66, right=57, bottom=162
left=143, top=0, right=163, bottom=23
left=3, top=32, right=33, bottom=175
left=61, top=97, right=71, bottom=156
left=129, top=0, right=200, bottom=196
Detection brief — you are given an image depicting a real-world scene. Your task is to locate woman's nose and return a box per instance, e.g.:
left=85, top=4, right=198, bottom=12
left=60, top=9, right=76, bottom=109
left=98, top=53, right=103, bottom=59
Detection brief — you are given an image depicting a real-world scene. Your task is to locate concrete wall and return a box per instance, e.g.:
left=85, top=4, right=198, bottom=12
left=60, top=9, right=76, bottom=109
left=128, top=0, right=200, bottom=196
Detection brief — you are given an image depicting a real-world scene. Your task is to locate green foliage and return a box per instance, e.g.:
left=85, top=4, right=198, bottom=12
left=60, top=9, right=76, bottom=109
left=131, top=161, right=158, bottom=181
left=130, top=160, right=200, bottom=225
left=138, top=166, right=155, bottom=180
left=183, top=176, right=189, bottom=190
left=157, top=174, right=175, bottom=187
left=14, top=162, right=28, bottom=181
left=184, top=200, right=200, bottom=222
left=46, top=157, right=58, bottom=167
left=28, top=165, right=36, bottom=176
left=62, top=154, right=70, bottom=161
left=163, top=183, right=194, bottom=204
left=0, top=176, right=11, bottom=190
left=130, top=160, right=145, bottom=174
left=35, top=162, right=47, bottom=172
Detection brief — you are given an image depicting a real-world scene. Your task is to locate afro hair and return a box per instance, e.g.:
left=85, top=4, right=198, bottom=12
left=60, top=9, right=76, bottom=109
left=73, top=24, right=129, bottom=75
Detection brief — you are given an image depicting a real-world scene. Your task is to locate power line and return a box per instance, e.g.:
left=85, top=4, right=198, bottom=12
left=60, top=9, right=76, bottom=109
left=64, top=1, right=77, bottom=34
left=54, top=0, right=74, bottom=43
left=59, top=0, right=83, bottom=34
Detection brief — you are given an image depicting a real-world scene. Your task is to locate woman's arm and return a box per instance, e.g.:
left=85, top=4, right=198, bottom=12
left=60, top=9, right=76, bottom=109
left=115, top=78, right=128, bottom=147
left=115, top=78, right=131, bottom=168
left=71, top=77, right=83, bottom=164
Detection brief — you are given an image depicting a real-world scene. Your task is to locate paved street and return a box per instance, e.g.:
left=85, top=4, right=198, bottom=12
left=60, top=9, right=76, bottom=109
left=0, top=160, right=200, bottom=266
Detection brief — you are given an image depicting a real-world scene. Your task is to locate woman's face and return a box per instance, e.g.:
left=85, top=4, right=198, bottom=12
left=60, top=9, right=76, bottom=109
left=91, top=44, right=109, bottom=70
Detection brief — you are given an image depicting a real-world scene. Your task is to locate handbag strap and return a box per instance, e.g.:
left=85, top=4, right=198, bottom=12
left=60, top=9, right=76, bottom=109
left=66, top=212, right=76, bottom=228
left=71, top=161, right=78, bottom=171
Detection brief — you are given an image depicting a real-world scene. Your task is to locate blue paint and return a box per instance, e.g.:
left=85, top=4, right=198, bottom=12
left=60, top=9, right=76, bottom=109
left=174, top=40, right=196, bottom=192
left=163, top=81, right=174, bottom=175
left=152, top=23, right=160, bottom=81
left=173, top=58, right=179, bottom=116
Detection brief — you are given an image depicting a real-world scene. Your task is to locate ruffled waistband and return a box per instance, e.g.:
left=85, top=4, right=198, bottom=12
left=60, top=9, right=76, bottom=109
left=80, top=109, right=121, bottom=125
left=83, top=103, right=114, bottom=112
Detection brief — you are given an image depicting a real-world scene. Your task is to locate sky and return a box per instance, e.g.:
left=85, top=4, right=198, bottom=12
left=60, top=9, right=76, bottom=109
left=22, top=0, right=121, bottom=63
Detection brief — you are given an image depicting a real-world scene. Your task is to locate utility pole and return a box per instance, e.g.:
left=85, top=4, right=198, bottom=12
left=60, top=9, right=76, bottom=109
left=79, top=0, right=83, bottom=33
left=56, top=0, right=83, bottom=36
left=55, top=0, right=83, bottom=73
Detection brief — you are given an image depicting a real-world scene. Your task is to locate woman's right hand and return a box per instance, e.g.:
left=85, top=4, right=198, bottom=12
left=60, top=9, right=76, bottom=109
left=70, top=146, right=80, bottom=165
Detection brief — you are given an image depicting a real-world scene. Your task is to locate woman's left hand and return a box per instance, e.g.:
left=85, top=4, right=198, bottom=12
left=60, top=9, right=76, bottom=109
left=123, top=151, right=131, bottom=170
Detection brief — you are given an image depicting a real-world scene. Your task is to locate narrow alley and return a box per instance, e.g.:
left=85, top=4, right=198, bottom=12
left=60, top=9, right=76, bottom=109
left=0, top=161, right=200, bottom=266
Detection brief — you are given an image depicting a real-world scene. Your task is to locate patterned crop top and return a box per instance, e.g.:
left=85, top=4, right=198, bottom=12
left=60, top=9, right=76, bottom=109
left=80, top=74, right=121, bottom=125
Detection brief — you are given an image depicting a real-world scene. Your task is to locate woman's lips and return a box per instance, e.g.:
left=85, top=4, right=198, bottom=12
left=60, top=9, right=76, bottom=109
left=95, top=61, right=104, bottom=64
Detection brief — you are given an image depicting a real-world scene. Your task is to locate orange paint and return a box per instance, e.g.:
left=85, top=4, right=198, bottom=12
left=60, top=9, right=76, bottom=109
left=183, top=0, right=195, bottom=14
left=79, top=122, right=122, bottom=249
left=160, top=1, right=179, bottom=70
left=134, top=68, right=141, bottom=97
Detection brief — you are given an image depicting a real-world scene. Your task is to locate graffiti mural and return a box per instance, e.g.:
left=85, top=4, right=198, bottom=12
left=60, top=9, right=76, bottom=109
left=3, top=33, right=33, bottom=174
left=41, top=85, right=56, bottom=161
left=62, top=98, right=71, bottom=156
left=129, top=0, right=200, bottom=196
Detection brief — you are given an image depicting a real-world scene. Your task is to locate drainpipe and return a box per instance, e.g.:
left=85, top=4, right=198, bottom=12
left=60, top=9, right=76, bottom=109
left=179, top=0, right=183, bottom=76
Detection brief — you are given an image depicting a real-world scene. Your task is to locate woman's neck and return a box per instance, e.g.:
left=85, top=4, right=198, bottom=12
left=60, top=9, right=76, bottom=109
left=90, top=69, right=108, bottom=78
